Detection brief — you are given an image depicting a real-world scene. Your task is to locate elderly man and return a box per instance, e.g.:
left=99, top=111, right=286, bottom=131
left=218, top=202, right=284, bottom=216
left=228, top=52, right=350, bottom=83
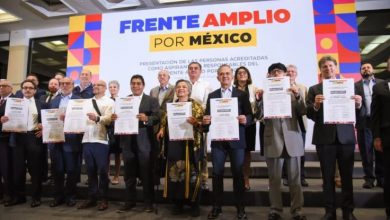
left=203, top=64, right=252, bottom=220
left=48, top=77, right=82, bottom=207
left=150, top=69, right=174, bottom=109
left=306, top=56, right=362, bottom=220
left=355, top=62, right=384, bottom=189
left=256, top=63, right=307, bottom=220
left=115, top=75, right=160, bottom=213
left=0, top=79, right=14, bottom=205
left=282, top=65, right=309, bottom=187
left=77, top=80, right=114, bottom=211
left=73, top=69, right=94, bottom=99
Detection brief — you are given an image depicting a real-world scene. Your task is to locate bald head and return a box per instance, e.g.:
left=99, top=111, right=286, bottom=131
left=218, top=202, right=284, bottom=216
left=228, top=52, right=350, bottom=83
left=93, top=80, right=107, bottom=97
left=0, top=79, right=13, bottom=98
left=157, top=69, right=170, bottom=87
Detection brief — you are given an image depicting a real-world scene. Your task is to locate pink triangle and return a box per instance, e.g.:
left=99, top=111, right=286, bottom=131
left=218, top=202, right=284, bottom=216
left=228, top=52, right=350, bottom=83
left=335, top=16, right=355, bottom=33
left=86, top=30, right=101, bottom=46
left=70, top=49, right=84, bottom=64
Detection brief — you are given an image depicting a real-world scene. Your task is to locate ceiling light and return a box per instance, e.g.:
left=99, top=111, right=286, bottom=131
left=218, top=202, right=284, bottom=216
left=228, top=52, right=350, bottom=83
left=0, top=8, right=22, bottom=24
left=51, top=40, right=65, bottom=46
left=39, top=41, right=68, bottom=52
left=96, top=0, right=141, bottom=9
left=157, top=0, right=191, bottom=3
left=22, top=0, right=77, bottom=17
left=376, top=62, right=387, bottom=68
left=371, top=35, right=390, bottom=44
left=386, top=24, right=390, bottom=29
left=361, top=43, right=379, bottom=55
left=35, top=58, right=62, bottom=66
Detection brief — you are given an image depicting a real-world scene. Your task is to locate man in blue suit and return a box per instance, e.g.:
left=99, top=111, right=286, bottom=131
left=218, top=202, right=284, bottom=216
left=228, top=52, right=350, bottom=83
left=48, top=77, right=82, bottom=207
left=203, top=64, right=252, bottom=220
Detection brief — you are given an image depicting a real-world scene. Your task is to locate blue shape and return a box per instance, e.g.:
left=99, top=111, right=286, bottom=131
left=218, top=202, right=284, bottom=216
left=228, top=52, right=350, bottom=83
left=337, top=33, right=360, bottom=52
left=340, top=62, right=360, bottom=73
left=337, top=14, right=358, bottom=31
left=313, top=0, right=334, bottom=14
left=85, top=21, right=101, bottom=31
left=69, top=33, right=84, bottom=49
left=314, top=14, right=335, bottom=24
left=83, top=49, right=91, bottom=65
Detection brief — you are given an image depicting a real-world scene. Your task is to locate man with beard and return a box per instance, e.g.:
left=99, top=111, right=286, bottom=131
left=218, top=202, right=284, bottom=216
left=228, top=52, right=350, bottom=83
left=355, top=62, right=384, bottom=189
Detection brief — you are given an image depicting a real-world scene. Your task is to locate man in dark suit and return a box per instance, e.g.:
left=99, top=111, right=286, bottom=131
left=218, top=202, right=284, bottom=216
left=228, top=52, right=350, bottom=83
left=48, top=77, right=82, bottom=207
left=1, top=79, right=44, bottom=208
left=15, top=73, right=46, bottom=99
left=115, top=75, right=160, bottom=213
left=371, top=78, right=390, bottom=220
left=306, top=56, right=362, bottom=220
left=355, top=62, right=384, bottom=189
left=72, top=69, right=94, bottom=99
left=203, top=64, right=252, bottom=220
left=0, top=79, right=14, bottom=204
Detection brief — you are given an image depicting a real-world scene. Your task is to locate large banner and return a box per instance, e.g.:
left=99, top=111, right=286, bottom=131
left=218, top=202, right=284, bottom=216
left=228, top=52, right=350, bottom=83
left=66, top=0, right=360, bottom=149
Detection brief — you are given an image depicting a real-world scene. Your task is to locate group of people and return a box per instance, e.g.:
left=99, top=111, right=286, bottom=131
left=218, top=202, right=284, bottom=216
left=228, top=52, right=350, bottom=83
left=0, top=55, right=389, bottom=220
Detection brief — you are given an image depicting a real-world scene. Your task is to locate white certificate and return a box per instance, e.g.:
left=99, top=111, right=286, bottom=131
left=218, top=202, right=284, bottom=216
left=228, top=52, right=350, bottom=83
left=2, top=98, right=29, bottom=132
left=263, top=77, right=292, bottom=118
left=41, top=109, right=65, bottom=143
left=64, top=99, right=89, bottom=133
left=323, top=79, right=356, bottom=124
left=210, top=98, right=239, bottom=141
left=114, top=97, right=140, bottom=134
left=167, top=102, right=193, bottom=140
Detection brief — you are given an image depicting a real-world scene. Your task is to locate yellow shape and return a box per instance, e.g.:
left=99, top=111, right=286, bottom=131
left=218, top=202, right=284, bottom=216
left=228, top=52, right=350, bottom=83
left=320, top=38, right=333, bottom=50
left=149, top=28, right=257, bottom=52
left=66, top=50, right=82, bottom=66
left=69, top=16, right=86, bottom=32
left=83, top=65, right=99, bottom=75
left=334, top=3, right=356, bottom=14
left=84, top=32, right=99, bottom=48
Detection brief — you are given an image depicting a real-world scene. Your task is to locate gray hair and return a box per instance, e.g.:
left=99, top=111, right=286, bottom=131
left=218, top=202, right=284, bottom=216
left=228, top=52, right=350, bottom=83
left=108, top=80, right=120, bottom=89
left=175, top=79, right=192, bottom=96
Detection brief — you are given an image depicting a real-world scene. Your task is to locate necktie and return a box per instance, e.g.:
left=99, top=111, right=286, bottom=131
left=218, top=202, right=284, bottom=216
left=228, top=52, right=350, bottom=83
left=0, top=98, right=4, bottom=106
left=46, top=94, right=53, bottom=103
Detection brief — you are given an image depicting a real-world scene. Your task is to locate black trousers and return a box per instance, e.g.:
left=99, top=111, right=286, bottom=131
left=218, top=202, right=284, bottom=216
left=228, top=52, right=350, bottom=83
left=316, top=143, right=355, bottom=213
left=0, top=136, right=13, bottom=200
left=13, top=132, right=43, bottom=200
left=122, top=138, right=154, bottom=204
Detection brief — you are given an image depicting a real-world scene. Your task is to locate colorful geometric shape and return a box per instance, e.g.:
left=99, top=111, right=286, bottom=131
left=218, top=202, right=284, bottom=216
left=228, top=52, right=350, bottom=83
left=339, top=62, right=360, bottom=73
left=84, top=31, right=100, bottom=48
left=69, top=49, right=84, bottom=64
left=85, top=30, right=101, bottom=46
left=316, top=34, right=338, bottom=53
left=86, top=21, right=102, bottom=31
left=336, top=14, right=358, bottom=32
left=315, top=24, right=336, bottom=34
left=337, top=42, right=360, bottom=63
left=313, top=0, right=334, bottom=14
left=68, top=32, right=85, bottom=49
left=67, top=49, right=83, bottom=66
left=314, top=14, right=335, bottom=24
left=333, top=0, right=355, bottom=3
left=334, top=3, right=356, bottom=14
left=66, top=66, right=83, bottom=80
left=86, top=14, right=102, bottom=22
left=69, top=16, right=86, bottom=32
left=337, top=33, right=359, bottom=52
left=83, top=48, right=100, bottom=65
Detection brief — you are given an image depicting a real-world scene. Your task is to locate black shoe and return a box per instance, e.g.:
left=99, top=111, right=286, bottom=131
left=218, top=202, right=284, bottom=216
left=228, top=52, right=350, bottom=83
left=282, top=178, right=289, bottom=186
left=77, top=200, right=97, bottom=209
left=362, top=179, right=374, bottom=189
left=190, top=205, right=200, bottom=217
left=293, top=215, right=307, bottom=220
left=31, top=199, right=41, bottom=208
left=268, top=212, right=282, bottom=220
left=144, top=203, right=154, bottom=213
left=171, top=204, right=183, bottom=215
left=321, top=212, right=336, bottom=220
left=49, top=199, right=65, bottom=207
left=301, top=179, right=309, bottom=187
left=116, top=202, right=136, bottom=213
left=208, top=206, right=222, bottom=219
left=4, top=197, right=26, bottom=207
left=66, top=199, right=77, bottom=207
left=237, top=210, right=248, bottom=219
left=97, top=200, right=108, bottom=211
left=342, top=212, right=357, bottom=220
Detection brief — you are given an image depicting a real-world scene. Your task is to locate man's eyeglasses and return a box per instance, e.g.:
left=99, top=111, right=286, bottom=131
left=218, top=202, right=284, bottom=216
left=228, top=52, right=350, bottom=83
left=22, top=86, right=35, bottom=90
left=0, top=85, right=10, bottom=88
